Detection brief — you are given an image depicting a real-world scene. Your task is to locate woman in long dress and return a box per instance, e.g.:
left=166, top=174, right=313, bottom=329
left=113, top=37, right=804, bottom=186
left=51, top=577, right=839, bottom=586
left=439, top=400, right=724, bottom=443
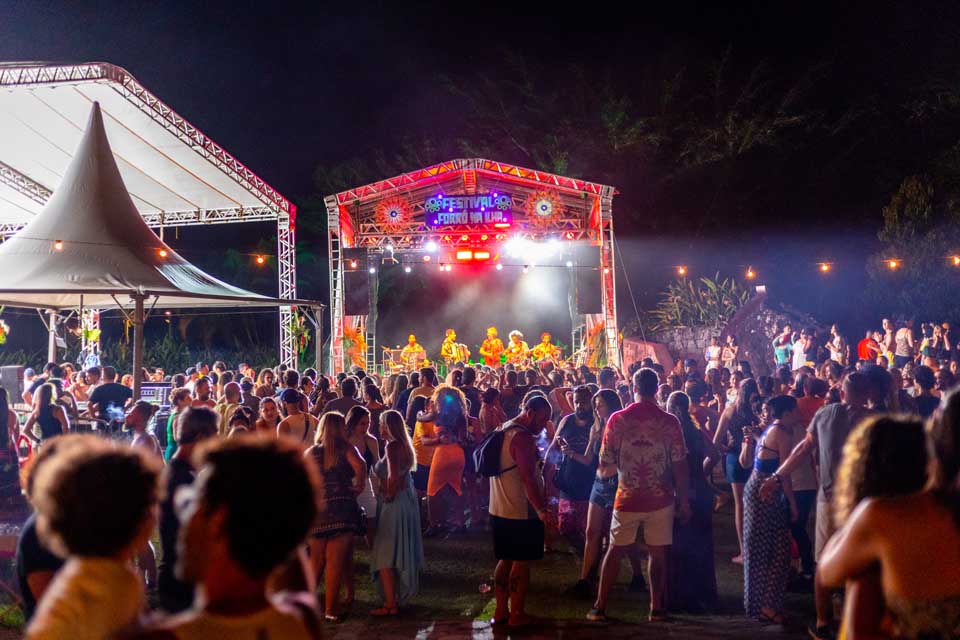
left=370, top=410, right=423, bottom=615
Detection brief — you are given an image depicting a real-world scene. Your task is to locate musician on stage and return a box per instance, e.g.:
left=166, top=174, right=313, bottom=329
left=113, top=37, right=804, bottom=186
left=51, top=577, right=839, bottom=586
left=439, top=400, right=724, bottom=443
left=400, top=333, right=426, bottom=369
left=531, top=331, right=561, bottom=364
left=479, top=326, right=505, bottom=367
left=504, top=330, right=530, bottom=365
left=441, top=329, right=470, bottom=364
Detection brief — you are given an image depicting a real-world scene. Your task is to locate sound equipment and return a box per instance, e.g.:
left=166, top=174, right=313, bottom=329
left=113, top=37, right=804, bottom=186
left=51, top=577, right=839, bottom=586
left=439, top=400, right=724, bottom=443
left=343, top=248, right=370, bottom=316
left=574, top=245, right=603, bottom=314
left=0, top=366, right=24, bottom=403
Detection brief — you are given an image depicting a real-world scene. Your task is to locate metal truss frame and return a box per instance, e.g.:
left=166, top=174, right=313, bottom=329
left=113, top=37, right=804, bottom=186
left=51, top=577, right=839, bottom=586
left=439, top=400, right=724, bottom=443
left=324, top=159, right=620, bottom=374
left=0, top=63, right=299, bottom=366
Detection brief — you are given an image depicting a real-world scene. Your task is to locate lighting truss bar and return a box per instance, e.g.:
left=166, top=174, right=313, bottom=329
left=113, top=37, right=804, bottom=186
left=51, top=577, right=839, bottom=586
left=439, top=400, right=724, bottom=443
left=333, top=158, right=616, bottom=204
left=0, top=161, right=52, bottom=204
left=0, top=222, right=26, bottom=239
left=141, top=206, right=280, bottom=227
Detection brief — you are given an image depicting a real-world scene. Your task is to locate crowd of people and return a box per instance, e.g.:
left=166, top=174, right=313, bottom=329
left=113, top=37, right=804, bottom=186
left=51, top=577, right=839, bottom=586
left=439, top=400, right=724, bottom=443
left=4, top=315, right=960, bottom=638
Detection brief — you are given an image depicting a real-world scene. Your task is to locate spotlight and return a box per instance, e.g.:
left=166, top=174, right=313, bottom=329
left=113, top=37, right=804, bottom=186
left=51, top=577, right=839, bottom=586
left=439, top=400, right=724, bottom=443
left=386, top=244, right=395, bottom=253
left=745, top=267, right=756, bottom=280
left=255, top=255, right=266, bottom=265
left=404, top=266, right=412, bottom=273
left=677, top=265, right=688, bottom=276
left=495, top=263, right=503, bottom=271
left=566, top=261, right=573, bottom=268
left=522, top=265, right=530, bottom=274
left=887, top=259, right=900, bottom=270
left=368, top=266, right=376, bottom=274
left=426, top=240, right=438, bottom=252
left=819, top=262, right=832, bottom=273
left=53, top=240, right=64, bottom=251
left=158, top=248, right=168, bottom=258
left=164, top=310, right=172, bottom=316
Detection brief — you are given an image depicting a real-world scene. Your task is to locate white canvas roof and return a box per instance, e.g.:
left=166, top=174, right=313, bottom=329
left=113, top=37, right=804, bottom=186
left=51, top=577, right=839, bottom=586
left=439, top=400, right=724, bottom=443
left=0, top=102, right=315, bottom=310
left=0, top=62, right=291, bottom=232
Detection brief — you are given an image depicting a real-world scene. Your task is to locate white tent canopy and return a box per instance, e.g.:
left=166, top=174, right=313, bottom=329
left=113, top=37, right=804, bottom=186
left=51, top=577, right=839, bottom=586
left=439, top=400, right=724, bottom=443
left=0, top=102, right=316, bottom=310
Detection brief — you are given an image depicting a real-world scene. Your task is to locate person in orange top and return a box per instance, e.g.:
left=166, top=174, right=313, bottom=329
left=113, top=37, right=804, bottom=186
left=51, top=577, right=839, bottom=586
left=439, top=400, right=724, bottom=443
left=479, top=327, right=505, bottom=366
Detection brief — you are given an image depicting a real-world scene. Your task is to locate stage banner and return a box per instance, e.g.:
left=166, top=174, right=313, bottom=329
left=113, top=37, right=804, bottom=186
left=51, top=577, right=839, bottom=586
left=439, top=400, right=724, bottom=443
left=424, top=192, right=513, bottom=227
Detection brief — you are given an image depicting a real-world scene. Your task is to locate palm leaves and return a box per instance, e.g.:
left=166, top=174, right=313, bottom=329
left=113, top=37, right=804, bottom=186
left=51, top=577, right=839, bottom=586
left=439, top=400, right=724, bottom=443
left=649, top=273, right=750, bottom=331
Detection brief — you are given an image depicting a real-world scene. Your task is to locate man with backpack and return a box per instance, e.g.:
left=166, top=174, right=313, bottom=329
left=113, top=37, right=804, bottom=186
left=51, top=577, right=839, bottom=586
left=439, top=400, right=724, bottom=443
left=485, top=395, right=554, bottom=628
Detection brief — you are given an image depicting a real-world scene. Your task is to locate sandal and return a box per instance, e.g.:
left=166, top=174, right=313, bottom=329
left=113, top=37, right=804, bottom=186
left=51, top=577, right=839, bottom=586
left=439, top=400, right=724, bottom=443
left=648, top=609, right=671, bottom=622
left=586, top=607, right=607, bottom=622
left=371, top=605, right=399, bottom=617
left=757, top=611, right=785, bottom=625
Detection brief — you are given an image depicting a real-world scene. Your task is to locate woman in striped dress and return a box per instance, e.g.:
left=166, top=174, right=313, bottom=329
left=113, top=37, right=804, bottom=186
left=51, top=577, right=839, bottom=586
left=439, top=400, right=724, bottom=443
left=740, top=395, right=800, bottom=625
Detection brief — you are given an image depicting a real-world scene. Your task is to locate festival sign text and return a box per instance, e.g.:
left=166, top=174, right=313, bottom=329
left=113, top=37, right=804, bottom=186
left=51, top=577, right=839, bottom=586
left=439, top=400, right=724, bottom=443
left=424, top=192, right=513, bottom=227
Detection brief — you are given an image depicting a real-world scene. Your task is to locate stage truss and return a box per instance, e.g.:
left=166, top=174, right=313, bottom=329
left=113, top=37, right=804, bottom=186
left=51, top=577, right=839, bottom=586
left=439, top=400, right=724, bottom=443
left=0, top=62, right=300, bottom=366
left=324, top=158, right=619, bottom=374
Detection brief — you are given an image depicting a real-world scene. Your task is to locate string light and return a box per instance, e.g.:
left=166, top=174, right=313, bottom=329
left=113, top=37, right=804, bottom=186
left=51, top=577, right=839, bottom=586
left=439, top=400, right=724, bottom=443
left=255, top=255, right=265, bottom=265
left=887, top=259, right=900, bottom=270
left=677, top=265, right=688, bottom=277
left=952, top=256, right=960, bottom=267
left=819, top=262, right=831, bottom=273
left=404, top=266, right=412, bottom=273
left=603, top=267, right=610, bottom=274
left=53, top=240, right=63, bottom=251
left=157, top=248, right=168, bottom=258
left=745, top=267, right=756, bottom=280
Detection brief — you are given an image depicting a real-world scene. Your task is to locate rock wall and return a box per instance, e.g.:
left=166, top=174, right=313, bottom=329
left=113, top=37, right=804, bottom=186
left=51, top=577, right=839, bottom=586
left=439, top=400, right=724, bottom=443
left=646, top=293, right=824, bottom=376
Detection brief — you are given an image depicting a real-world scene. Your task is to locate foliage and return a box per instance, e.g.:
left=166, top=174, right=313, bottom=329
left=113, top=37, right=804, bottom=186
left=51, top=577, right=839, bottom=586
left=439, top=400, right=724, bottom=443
left=649, top=273, right=751, bottom=331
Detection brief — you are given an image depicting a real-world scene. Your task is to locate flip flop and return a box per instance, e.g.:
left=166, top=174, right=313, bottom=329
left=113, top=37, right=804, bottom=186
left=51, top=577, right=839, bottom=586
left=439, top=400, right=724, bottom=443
left=371, top=605, right=399, bottom=617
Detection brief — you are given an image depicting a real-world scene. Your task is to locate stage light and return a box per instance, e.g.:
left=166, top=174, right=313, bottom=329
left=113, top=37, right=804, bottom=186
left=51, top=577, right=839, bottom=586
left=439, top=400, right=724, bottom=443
left=745, top=267, right=756, bottom=280
left=522, top=265, right=530, bottom=273
left=426, top=240, right=438, bottom=252
left=404, top=266, right=412, bottom=273
left=368, top=266, right=376, bottom=274
left=566, top=261, right=573, bottom=268
left=53, top=240, right=63, bottom=251
left=677, top=265, right=688, bottom=276
left=438, top=264, right=445, bottom=272
left=157, top=248, right=168, bottom=258
left=473, top=250, right=491, bottom=260
left=495, top=263, right=503, bottom=271
left=493, top=223, right=511, bottom=229
left=256, top=255, right=266, bottom=265
left=565, top=232, right=575, bottom=240
left=386, top=244, right=395, bottom=253
left=495, top=234, right=505, bottom=241
left=887, top=259, right=900, bottom=270
left=456, top=250, right=474, bottom=261
left=819, top=262, right=832, bottom=273
left=164, top=310, right=172, bottom=316
left=350, top=260, right=358, bottom=269
left=444, top=264, right=452, bottom=272
left=460, top=235, right=469, bottom=242
left=603, top=267, right=610, bottom=274
left=480, top=234, right=488, bottom=241
left=493, top=192, right=498, bottom=197
left=422, top=255, right=431, bottom=263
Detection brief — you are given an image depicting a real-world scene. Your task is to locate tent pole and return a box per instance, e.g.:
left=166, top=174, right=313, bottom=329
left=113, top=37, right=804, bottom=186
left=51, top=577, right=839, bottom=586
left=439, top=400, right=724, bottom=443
left=132, top=295, right=145, bottom=400
left=46, top=309, right=58, bottom=363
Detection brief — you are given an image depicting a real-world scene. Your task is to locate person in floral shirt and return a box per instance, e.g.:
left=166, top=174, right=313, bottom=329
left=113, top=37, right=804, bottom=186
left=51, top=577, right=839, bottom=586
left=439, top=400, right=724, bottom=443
left=588, top=368, right=690, bottom=623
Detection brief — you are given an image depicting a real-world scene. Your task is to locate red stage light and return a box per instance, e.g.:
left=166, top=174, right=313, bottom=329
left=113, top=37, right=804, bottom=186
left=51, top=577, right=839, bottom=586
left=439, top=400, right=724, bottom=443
left=460, top=234, right=469, bottom=241
left=473, top=250, right=491, bottom=260
left=481, top=234, right=488, bottom=241
left=456, top=250, right=474, bottom=261
left=565, top=232, right=575, bottom=240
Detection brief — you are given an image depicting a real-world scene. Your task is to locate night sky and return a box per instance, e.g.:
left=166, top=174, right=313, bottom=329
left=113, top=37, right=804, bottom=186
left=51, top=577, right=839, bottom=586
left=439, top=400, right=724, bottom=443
left=3, top=1, right=960, bottom=355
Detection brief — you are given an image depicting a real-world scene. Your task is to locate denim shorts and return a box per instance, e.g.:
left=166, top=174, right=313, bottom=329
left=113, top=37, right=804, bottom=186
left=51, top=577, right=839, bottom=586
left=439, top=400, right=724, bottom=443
left=588, top=475, right=618, bottom=510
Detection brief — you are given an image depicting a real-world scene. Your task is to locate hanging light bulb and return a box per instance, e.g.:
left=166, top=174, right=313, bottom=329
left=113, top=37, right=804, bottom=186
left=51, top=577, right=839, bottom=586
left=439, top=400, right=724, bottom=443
left=53, top=240, right=64, bottom=251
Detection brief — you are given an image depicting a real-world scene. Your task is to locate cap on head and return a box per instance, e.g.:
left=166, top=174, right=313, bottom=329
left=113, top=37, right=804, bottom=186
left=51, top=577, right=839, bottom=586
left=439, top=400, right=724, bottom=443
left=280, top=388, right=302, bottom=405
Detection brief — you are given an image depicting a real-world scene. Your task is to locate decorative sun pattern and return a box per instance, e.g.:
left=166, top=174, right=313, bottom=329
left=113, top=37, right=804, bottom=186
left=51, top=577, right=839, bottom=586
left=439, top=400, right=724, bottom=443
left=375, top=196, right=411, bottom=232
left=525, top=190, right=563, bottom=226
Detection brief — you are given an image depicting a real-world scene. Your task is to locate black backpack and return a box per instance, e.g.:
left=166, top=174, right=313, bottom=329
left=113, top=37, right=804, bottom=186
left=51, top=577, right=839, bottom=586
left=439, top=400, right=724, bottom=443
left=473, top=424, right=520, bottom=477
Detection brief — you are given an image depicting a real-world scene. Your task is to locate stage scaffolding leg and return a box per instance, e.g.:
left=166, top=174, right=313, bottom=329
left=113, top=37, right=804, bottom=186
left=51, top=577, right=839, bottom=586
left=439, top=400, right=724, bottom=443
left=277, top=213, right=297, bottom=369
left=325, top=197, right=344, bottom=375
left=46, top=309, right=58, bottom=363
left=599, top=192, right=621, bottom=369
left=132, top=294, right=145, bottom=400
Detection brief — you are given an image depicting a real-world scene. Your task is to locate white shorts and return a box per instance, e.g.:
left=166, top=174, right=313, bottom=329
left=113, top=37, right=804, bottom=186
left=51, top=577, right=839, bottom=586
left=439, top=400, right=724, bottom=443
left=610, top=504, right=674, bottom=547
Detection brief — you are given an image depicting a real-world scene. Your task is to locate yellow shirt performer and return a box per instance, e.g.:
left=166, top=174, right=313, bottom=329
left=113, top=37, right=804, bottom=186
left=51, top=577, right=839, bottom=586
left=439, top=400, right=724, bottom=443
left=400, top=334, right=426, bottom=369
left=479, top=326, right=505, bottom=366
left=531, top=332, right=561, bottom=364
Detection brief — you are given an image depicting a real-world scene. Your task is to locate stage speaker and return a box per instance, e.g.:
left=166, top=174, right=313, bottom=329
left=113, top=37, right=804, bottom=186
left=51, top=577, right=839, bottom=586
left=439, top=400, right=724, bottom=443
left=574, top=244, right=603, bottom=314
left=0, top=366, right=24, bottom=403
left=343, top=248, right=370, bottom=316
